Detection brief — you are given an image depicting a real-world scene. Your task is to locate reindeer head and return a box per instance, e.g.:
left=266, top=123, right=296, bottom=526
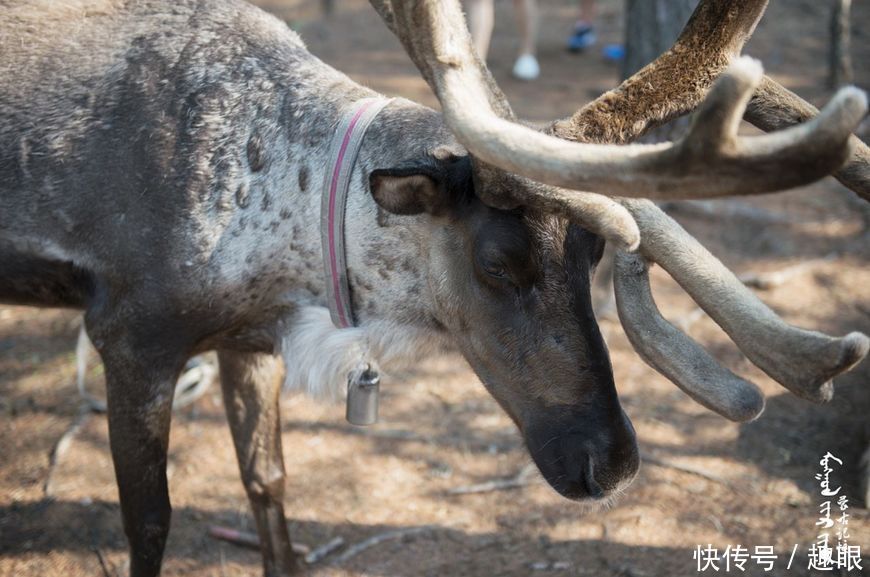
left=371, top=155, right=637, bottom=498
left=367, top=0, right=869, bottom=502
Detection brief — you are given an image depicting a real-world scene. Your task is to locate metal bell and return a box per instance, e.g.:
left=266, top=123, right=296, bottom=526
left=346, top=367, right=380, bottom=426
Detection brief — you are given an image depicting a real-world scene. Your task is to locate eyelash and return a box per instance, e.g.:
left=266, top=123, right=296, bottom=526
left=483, top=262, right=507, bottom=279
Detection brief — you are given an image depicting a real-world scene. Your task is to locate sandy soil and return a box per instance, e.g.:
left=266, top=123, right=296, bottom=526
left=1, top=1, right=868, bottom=576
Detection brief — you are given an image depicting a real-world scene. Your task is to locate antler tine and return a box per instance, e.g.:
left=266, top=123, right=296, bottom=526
left=746, top=76, right=870, bottom=200
left=612, top=205, right=866, bottom=411
left=622, top=199, right=870, bottom=403
left=613, top=252, right=764, bottom=422
left=370, top=0, right=513, bottom=120
left=501, top=176, right=641, bottom=251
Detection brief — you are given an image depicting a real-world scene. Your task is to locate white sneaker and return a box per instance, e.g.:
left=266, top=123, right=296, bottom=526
left=512, top=53, right=540, bottom=80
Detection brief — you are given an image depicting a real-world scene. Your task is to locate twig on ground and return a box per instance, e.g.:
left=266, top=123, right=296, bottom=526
left=641, top=452, right=732, bottom=488
left=530, top=560, right=571, bottom=571
left=447, top=463, right=538, bottom=495
left=283, top=421, right=520, bottom=453
left=208, top=526, right=260, bottom=550
left=333, top=526, right=435, bottom=564
left=304, top=536, right=345, bottom=564
left=360, top=428, right=427, bottom=441
left=207, top=526, right=310, bottom=555
left=92, top=546, right=113, bottom=577
left=660, top=200, right=793, bottom=224
left=285, top=421, right=427, bottom=442
left=44, top=408, right=92, bottom=498
left=738, top=256, right=835, bottom=290
left=208, top=526, right=345, bottom=564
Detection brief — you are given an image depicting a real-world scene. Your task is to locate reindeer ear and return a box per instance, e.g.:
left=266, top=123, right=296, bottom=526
left=369, top=167, right=448, bottom=216
left=370, top=148, right=471, bottom=216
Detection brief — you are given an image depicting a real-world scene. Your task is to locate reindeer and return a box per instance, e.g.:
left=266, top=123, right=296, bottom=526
left=1, top=0, right=868, bottom=575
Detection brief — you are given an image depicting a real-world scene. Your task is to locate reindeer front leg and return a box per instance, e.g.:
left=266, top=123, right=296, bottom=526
left=219, top=350, right=300, bottom=577
left=95, top=327, right=188, bottom=577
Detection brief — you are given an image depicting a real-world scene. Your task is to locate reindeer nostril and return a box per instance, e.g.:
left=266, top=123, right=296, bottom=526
left=584, top=453, right=605, bottom=499
left=530, top=425, right=637, bottom=502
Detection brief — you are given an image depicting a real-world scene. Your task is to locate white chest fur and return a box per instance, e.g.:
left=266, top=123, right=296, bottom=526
left=279, top=306, right=448, bottom=397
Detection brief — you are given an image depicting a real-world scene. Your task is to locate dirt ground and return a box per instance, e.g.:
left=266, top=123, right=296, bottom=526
left=1, top=1, right=869, bottom=576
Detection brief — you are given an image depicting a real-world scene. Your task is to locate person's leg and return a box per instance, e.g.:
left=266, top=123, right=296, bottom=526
left=467, top=0, right=495, bottom=60
left=514, top=0, right=538, bottom=58
left=512, top=0, right=540, bottom=79
left=579, top=0, right=596, bottom=23
left=568, top=0, right=598, bottom=52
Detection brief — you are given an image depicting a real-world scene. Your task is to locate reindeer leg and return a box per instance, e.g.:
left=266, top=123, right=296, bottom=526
left=219, top=350, right=300, bottom=577
left=92, top=323, right=189, bottom=577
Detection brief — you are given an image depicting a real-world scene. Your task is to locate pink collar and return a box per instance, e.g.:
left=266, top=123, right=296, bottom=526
left=320, top=97, right=394, bottom=329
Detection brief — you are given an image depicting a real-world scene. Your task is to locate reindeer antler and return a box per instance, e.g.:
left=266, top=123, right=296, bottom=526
left=623, top=198, right=868, bottom=404
left=613, top=252, right=766, bottom=422
left=746, top=77, right=870, bottom=200
left=371, top=0, right=870, bottom=420
left=554, top=0, right=870, bottom=418
left=372, top=1, right=864, bottom=200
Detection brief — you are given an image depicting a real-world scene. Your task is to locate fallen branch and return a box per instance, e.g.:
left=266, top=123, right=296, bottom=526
left=530, top=560, right=571, bottom=571
left=304, top=537, right=345, bottom=565
left=208, top=526, right=347, bottom=565
left=284, top=420, right=520, bottom=453
left=360, top=428, right=427, bottom=441
left=208, top=526, right=261, bottom=550
left=333, top=526, right=435, bottom=564
left=738, top=255, right=835, bottom=290
left=207, top=526, right=310, bottom=556
left=641, top=452, right=732, bottom=488
left=447, top=463, right=538, bottom=495
left=91, top=546, right=113, bottom=577
left=660, top=200, right=792, bottom=224
left=284, top=421, right=427, bottom=442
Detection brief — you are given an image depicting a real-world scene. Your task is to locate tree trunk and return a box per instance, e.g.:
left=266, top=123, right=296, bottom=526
left=622, top=0, right=698, bottom=143
left=829, top=0, right=853, bottom=89
left=622, top=0, right=698, bottom=80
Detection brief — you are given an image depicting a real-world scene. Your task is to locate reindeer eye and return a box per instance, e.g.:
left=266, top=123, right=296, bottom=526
left=481, top=259, right=508, bottom=279
left=486, top=265, right=507, bottom=279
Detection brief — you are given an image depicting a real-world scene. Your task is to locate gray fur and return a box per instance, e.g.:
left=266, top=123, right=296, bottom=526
left=0, top=0, right=455, bottom=349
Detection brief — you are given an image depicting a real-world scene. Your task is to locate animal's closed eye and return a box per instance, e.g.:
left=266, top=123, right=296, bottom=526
left=482, top=261, right=507, bottom=279
left=480, top=256, right=509, bottom=280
